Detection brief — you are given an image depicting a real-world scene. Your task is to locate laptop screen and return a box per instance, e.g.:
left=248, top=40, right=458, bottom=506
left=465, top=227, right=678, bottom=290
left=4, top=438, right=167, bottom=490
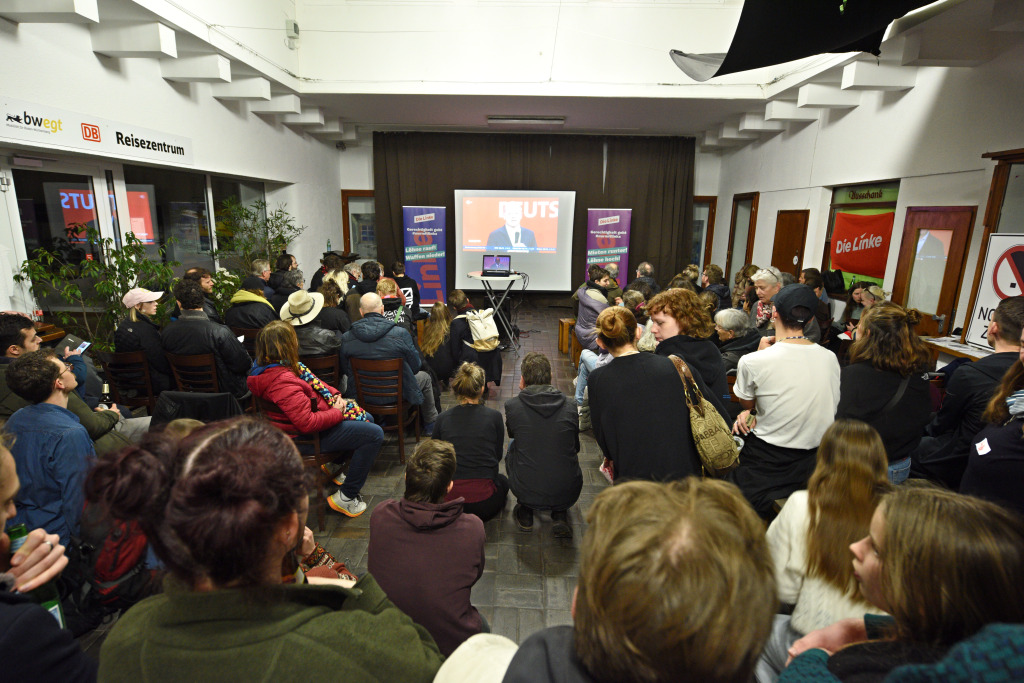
left=482, top=254, right=511, bottom=272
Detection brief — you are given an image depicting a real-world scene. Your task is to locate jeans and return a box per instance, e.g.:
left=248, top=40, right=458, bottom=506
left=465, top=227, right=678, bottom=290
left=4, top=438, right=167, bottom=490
left=754, top=614, right=801, bottom=683
left=299, top=419, right=384, bottom=498
left=889, top=456, right=911, bottom=485
left=415, top=370, right=439, bottom=424
left=113, top=416, right=152, bottom=444
left=575, top=350, right=599, bottom=406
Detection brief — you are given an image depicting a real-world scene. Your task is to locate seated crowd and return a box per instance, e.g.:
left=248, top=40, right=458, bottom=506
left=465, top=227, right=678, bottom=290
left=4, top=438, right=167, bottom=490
left=4, top=253, right=1024, bottom=683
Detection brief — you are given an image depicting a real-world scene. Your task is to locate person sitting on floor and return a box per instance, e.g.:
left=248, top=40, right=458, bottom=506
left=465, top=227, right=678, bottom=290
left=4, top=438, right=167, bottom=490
left=115, top=287, right=174, bottom=395
left=714, top=308, right=762, bottom=372
left=341, top=293, right=439, bottom=431
left=755, top=419, right=890, bottom=683
left=505, top=352, right=581, bottom=537
left=0, top=438, right=98, bottom=681
left=421, top=302, right=459, bottom=386
left=448, top=290, right=502, bottom=388
left=248, top=321, right=382, bottom=518
left=368, top=438, right=486, bottom=657
left=4, top=349, right=96, bottom=546
left=731, top=284, right=840, bottom=519
left=434, top=362, right=508, bottom=522
left=503, top=478, right=776, bottom=683
left=161, top=279, right=251, bottom=401
left=91, top=417, right=444, bottom=681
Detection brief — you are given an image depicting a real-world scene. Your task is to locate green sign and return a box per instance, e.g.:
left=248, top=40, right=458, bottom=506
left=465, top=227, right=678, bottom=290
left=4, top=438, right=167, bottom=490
left=832, top=183, right=900, bottom=205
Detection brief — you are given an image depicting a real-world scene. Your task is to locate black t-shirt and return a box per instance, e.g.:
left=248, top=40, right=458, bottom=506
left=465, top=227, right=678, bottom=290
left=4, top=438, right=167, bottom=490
left=433, top=403, right=505, bottom=481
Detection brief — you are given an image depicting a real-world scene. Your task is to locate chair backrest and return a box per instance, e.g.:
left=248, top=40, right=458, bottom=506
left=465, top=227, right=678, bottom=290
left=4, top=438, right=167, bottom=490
left=300, top=354, right=342, bottom=391
left=350, top=357, right=404, bottom=416
left=165, top=352, right=220, bottom=393
left=97, top=350, right=157, bottom=410
left=230, top=327, right=261, bottom=356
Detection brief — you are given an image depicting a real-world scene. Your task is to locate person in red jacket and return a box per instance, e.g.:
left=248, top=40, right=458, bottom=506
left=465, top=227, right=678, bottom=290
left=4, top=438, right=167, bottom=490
left=248, top=321, right=383, bottom=518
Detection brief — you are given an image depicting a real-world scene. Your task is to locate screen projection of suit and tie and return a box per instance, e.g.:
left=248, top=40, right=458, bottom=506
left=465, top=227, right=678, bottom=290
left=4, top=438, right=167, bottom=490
left=454, top=189, right=576, bottom=291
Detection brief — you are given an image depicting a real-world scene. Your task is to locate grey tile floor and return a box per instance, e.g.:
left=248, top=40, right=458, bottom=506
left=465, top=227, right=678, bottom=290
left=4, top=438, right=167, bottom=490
left=315, top=301, right=609, bottom=644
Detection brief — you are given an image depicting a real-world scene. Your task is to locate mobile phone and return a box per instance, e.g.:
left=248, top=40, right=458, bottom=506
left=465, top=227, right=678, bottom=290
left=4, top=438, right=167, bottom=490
left=74, top=341, right=91, bottom=353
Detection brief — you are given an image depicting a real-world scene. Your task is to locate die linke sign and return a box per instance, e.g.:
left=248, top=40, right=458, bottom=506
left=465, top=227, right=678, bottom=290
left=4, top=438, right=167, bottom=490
left=1, top=97, right=193, bottom=165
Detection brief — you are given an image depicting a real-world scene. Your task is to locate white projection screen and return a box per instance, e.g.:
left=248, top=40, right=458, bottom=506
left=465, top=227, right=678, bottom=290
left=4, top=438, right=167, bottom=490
left=454, top=189, right=576, bottom=291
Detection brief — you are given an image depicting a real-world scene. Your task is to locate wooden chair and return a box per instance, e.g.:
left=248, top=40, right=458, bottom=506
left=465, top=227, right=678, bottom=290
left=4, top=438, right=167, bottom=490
left=558, top=318, right=575, bottom=355
left=230, top=327, right=261, bottom=357
left=350, top=357, right=420, bottom=464
left=252, top=395, right=349, bottom=532
left=165, top=352, right=220, bottom=393
left=97, top=350, right=158, bottom=413
left=570, top=330, right=583, bottom=370
left=301, top=354, right=343, bottom=392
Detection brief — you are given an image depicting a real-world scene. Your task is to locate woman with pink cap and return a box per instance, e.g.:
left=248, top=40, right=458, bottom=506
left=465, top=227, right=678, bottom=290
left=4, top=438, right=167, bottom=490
left=115, top=287, right=173, bottom=394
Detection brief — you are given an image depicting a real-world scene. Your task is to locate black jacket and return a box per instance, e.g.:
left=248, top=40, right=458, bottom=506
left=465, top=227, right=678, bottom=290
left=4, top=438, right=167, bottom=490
left=705, top=282, right=731, bottom=312
left=504, top=385, right=581, bottom=510
left=719, top=329, right=763, bottom=372
left=314, top=307, right=351, bottom=334
left=504, top=625, right=595, bottom=683
left=626, top=275, right=660, bottom=294
left=160, top=311, right=251, bottom=399
left=224, top=295, right=278, bottom=330
left=837, top=363, right=931, bottom=464
left=912, top=351, right=1018, bottom=488
left=270, top=284, right=301, bottom=315
left=655, top=334, right=730, bottom=412
left=295, top=323, right=342, bottom=358
left=0, top=582, right=98, bottom=682
left=114, top=313, right=173, bottom=394
left=240, top=275, right=274, bottom=299
left=394, top=275, right=421, bottom=313
left=267, top=269, right=289, bottom=292
left=171, top=296, right=222, bottom=325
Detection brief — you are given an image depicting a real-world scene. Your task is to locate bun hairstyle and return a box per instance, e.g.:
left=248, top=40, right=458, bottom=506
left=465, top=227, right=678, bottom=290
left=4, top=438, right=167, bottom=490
left=596, top=306, right=637, bottom=351
left=450, top=362, right=486, bottom=401
left=849, top=301, right=929, bottom=376
left=85, top=418, right=310, bottom=589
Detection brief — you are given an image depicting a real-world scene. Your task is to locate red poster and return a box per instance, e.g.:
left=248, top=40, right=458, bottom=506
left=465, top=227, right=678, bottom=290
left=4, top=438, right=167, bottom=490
left=830, top=212, right=894, bottom=279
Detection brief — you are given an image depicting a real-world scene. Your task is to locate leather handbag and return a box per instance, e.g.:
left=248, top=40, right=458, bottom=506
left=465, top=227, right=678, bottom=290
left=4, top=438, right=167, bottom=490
left=668, top=355, right=740, bottom=477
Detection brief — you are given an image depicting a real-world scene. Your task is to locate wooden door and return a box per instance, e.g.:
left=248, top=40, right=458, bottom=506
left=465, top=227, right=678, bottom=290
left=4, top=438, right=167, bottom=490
left=770, top=210, right=809, bottom=277
left=891, top=206, right=976, bottom=337
left=724, top=192, right=759, bottom=285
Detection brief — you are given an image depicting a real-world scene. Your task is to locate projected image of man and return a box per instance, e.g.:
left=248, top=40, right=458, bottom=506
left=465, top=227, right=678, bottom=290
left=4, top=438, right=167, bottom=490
left=487, top=202, right=537, bottom=250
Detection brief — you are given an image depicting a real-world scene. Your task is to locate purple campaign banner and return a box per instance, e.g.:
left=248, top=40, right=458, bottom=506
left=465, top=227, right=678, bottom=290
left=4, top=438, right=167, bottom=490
left=586, top=209, right=632, bottom=282
left=403, top=206, right=447, bottom=305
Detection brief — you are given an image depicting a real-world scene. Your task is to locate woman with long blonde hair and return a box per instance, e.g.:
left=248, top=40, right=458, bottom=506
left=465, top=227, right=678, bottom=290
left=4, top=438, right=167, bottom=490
left=756, top=419, right=890, bottom=683
left=421, top=302, right=457, bottom=384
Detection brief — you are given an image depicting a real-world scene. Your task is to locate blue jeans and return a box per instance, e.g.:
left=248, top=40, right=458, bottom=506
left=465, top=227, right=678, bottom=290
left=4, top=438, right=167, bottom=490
left=889, top=456, right=911, bottom=485
left=575, top=350, right=599, bottom=406
left=299, top=420, right=384, bottom=498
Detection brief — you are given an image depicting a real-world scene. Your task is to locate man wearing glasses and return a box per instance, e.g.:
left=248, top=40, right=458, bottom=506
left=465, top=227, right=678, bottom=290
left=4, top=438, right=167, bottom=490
left=3, top=349, right=95, bottom=546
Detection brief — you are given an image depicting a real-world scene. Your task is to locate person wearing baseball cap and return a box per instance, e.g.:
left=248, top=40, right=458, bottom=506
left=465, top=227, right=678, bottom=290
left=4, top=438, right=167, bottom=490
left=730, top=284, right=841, bottom=520
left=115, top=288, right=173, bottom=394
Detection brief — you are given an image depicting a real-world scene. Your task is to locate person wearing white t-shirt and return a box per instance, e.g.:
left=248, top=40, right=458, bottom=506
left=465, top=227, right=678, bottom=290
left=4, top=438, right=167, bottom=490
left=730, top=284, right=840, bottom=519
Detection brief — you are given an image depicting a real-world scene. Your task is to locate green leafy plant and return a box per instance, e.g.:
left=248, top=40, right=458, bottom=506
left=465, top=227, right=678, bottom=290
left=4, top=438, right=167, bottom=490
left=210, top=268, right=242, bottom=320
left=14, top=224, right=179, bottom=351
left=215, top=197, right=306, bottom=276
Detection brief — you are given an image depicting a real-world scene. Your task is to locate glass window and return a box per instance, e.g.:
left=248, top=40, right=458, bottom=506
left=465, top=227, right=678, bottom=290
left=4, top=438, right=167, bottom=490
left=997, top=163, right=1024, bottom=233
left=692, top=202, right=711, bottom=269
left=211, top=175, right=265, bottom=272
left=728, top=199, right=752, bottom=285
left=347, top=195, right=376, bottom=261
left=123, top=164, right=212, bottom=273
left=905, top=228, right=952, bottom=314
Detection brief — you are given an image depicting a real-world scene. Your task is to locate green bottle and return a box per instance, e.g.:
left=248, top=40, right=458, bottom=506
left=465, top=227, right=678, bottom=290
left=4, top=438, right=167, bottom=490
left=7, top=523, right=66, bottom=629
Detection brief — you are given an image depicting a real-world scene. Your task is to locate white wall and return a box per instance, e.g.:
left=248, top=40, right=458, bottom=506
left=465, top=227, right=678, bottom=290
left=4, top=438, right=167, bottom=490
left=0, top=20, right=342, bottom=291
left=709, top=41, right=1024, bottom=329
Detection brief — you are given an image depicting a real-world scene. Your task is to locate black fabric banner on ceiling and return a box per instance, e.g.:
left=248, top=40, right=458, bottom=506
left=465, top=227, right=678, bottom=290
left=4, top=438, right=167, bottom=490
left=372, top=132, right=695, bottom=295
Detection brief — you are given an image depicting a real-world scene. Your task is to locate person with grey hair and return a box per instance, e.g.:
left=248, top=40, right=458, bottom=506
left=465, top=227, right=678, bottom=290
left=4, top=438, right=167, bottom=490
left=626, top=261, right=660, bottom=295
left=271, top=268, right=304, bottom=314
left=751, top=266, right=821, bottom=343
left=780, top=272, right=797, bottom=287
left=240, top=259, right=274, bottom=299
left=715, top=308, right=762, bottom=372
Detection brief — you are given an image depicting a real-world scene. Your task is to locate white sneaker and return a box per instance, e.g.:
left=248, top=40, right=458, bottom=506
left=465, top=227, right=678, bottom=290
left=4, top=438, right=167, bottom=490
left=320, top=462, right=347, bottom=487
left=328, top=491, right=366, bottom=517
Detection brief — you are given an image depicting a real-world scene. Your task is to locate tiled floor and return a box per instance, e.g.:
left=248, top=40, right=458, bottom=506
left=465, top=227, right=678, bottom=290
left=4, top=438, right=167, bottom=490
left=314, top=301, right=609, bottom=644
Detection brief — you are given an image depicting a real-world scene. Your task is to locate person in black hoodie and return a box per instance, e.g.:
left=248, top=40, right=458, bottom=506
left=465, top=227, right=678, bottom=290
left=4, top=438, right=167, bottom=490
left=505, top=352, right=581, bottom=537
left=502, top=478, right=775, bottom=683
left=648, top=287, right=730, bottom=414
left=713, top=308, right=762, bottom=372
left=701, top=264, right=732, bottom=314
left=391, top=260, right=422, bottom=318
left=115, top=287, right=173, bottom=394
left=912, top=295, right=1024, bottom=488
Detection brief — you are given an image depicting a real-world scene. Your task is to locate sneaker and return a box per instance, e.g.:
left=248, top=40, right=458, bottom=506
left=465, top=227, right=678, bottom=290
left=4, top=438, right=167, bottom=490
left=327, top=491, right=367, bottom=518
left=513, top=503, right=534, bottom=532
left=578, top=405, right=591, bottom=431
left=320, top=462, right=347, bottom=487
left=552, top=510, right=573, bottom=538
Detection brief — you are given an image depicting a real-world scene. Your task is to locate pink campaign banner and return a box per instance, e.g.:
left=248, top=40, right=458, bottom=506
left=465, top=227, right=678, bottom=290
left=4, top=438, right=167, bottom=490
left=586, top=209, right=631, bottom=281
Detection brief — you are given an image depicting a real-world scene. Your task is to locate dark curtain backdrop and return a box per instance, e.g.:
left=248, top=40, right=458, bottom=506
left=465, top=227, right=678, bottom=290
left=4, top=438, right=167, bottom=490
left=373, top=132, right=695, bottom=292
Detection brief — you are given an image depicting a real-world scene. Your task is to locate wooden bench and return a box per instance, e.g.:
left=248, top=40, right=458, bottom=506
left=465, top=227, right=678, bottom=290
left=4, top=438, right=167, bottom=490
left=570, top=328, right=583, bottom=370
left=558, top=318, right=575, bottom=355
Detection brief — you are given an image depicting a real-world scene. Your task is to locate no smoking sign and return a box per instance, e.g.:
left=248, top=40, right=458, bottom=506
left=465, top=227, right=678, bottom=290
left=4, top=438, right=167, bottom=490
left=993, top=246, right=1024, bottom=299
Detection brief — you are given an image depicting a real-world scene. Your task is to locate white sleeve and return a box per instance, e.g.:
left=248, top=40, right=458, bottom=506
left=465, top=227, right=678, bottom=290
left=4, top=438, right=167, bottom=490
left=766, top=492, right=807, bottom=605
left=733, top=354, right=756, bottom=401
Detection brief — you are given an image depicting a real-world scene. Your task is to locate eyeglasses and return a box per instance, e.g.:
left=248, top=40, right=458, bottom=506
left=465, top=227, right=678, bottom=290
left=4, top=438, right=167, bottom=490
left=61, top=362, right=74, bottom=374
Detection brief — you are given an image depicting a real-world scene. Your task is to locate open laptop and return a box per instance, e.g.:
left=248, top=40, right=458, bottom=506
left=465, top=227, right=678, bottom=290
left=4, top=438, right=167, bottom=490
left=481, top=254, right=512, bottom=277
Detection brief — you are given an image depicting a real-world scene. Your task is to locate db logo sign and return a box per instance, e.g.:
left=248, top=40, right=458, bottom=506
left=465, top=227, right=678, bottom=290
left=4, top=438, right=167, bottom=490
left=81, top=123, right=101, bottom=142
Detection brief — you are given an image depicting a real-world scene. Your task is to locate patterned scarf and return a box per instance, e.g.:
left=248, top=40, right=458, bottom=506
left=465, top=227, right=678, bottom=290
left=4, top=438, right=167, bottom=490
left=253, top=361, right=372, bottom=422
left=754, top=300, right=773, bottom=329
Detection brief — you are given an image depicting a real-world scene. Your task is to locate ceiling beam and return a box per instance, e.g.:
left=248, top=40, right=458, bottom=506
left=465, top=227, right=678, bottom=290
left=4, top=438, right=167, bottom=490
left=797, top=84, right=861, bottom=109
left=718, top=119, right=759, bottom=143
left=249, top=95, right=302, bottom=115
left=0, top=0, right=97, bottom=23
left=737, top=112, right=786, bottom=135
left=210, top=77, right=271, bottom=101
left=160, top=54, right=231, bottom=83
left=91, top=22, right=176, bottom=59
left=764, top=100, right=820, bottom=122
left=282, top=108, right=325, bottom=127
left=841, top=61, right=917, bottom=91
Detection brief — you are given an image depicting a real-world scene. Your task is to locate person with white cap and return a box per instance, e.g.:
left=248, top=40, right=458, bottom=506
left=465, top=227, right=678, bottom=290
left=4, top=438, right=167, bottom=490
left=115, top=287, right=173, bottom=395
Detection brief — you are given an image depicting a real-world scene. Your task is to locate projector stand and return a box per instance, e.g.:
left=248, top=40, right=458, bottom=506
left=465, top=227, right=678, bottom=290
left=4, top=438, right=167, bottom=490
left=468, top=271, right=523, bottom=357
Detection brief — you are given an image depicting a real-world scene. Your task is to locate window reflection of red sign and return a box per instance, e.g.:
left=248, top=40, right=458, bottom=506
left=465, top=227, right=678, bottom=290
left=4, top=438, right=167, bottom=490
left=61, top=189, right=154, bottom=244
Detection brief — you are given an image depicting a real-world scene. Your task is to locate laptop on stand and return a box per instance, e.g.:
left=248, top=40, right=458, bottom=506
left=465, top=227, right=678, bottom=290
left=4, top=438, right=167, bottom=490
left=481, top=254, right=512, bottom=277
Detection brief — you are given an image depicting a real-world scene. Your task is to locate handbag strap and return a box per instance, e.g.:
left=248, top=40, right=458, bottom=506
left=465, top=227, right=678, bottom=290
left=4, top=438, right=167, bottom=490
left=880, top=375, right=911, bottom=414
left=668, top=355, right=705, bottom=417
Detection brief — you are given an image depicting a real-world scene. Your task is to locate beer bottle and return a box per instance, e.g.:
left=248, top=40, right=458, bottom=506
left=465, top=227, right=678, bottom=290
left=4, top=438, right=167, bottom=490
left=6, top=524, right=67, bottom=628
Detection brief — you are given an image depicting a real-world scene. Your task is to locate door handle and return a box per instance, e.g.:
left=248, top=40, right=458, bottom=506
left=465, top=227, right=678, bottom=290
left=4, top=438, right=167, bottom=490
left=932, top=313, right=947, bottom=333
